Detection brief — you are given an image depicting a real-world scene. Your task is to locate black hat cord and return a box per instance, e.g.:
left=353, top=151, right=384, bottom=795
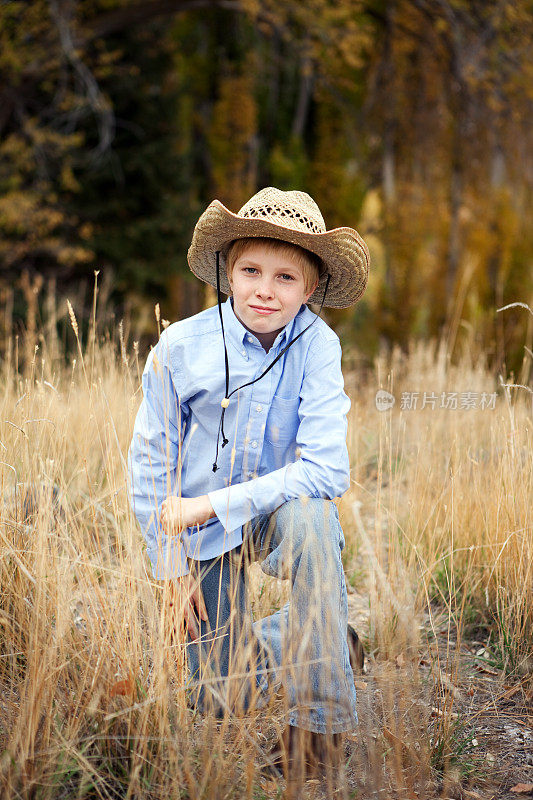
left=212, top=250, right=331, bottom=472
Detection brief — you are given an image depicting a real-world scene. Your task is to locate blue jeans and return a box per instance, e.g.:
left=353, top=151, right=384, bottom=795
left=185, top=498, right=357, bottom=734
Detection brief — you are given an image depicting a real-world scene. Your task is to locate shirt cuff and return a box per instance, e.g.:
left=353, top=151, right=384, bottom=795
left=208, top=483, right=252, bottom=533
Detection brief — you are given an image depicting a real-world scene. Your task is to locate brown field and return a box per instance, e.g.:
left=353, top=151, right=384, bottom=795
left=1, top=295, right=531, bottom=799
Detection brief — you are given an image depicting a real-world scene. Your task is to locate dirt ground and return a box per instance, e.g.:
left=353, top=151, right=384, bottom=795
left=252, top=589, right=532, bottom=799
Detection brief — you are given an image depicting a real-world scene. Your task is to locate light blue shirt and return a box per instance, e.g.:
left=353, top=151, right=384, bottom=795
left=128, top=297, right=351, bottom=578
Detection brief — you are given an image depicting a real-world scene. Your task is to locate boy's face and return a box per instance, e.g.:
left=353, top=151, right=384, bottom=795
left=228, top=244, right=318, bottom=350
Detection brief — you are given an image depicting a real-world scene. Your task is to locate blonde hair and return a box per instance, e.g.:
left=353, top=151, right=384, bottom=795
left=226, top=237, right=323, bottom=294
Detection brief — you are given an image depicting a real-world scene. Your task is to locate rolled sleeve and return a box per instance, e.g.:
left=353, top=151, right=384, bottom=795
left=208, top=337, right=350, bottom=532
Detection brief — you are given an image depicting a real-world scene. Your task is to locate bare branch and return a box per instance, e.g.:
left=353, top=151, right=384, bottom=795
left=48, top=0, right=115, bottom=158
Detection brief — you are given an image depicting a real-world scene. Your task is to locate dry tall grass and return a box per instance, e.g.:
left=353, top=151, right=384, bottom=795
left=343, top=338, right=532, bottom=672
left=0, top=293, right=531, bottom=798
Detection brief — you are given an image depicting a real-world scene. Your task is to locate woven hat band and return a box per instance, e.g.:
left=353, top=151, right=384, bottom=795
left=239, top=199, right=326, bottom=235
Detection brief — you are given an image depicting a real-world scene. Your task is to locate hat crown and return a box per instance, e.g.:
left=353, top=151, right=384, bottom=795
left=238, top=187, right=326, bottom=235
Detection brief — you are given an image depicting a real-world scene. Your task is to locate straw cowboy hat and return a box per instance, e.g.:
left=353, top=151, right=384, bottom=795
left=187, top=187, right=370, bottom=309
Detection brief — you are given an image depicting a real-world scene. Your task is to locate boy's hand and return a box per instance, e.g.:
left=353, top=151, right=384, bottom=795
left=167, top=574, right=208, bottom=641
left=160, top=495, right=215, bottom=535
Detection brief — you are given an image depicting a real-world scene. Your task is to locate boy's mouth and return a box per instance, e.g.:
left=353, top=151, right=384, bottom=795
left=249, top=305, right=278, bottom=315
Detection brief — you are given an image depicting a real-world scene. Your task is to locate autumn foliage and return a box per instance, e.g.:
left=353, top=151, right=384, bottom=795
left=1, top=0, right=532, bottom=366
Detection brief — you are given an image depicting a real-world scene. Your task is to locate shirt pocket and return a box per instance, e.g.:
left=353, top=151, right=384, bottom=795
left=265, top=395, right=300, bottom=445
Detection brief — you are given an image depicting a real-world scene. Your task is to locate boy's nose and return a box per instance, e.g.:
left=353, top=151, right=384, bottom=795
left=255, top=281, right=274, bottom=299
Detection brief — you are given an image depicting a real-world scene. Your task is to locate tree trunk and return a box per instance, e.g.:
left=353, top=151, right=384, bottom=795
left=445, top=43, right=467, bottom=323
left=291, top=51, right=314, bottom=140
left=446, top=143, right=462, bottom=306
left=381, top=3, right=397, bottom=309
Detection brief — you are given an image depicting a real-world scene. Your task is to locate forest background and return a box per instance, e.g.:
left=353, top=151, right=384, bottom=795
left=1, top=0, right=532, bottom=372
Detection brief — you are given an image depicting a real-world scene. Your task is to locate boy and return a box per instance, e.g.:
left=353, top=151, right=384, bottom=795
left=128, top=187, right=369, bottom=782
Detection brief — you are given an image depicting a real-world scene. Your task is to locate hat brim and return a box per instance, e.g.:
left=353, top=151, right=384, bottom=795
left=187, top=200, right=369, bottom=309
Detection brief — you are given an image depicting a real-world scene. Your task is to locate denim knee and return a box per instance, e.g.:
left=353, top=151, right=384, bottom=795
left=274, top=497, right=344, bottom=553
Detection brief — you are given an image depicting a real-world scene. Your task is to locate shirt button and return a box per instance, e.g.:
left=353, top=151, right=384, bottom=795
left=251, top=440, right=258, bottom=448
left=241, top=348, right=246, bottom=356
left=247, top=334, right=254, bottom=343
left=255, top=404, right=263, bottom=413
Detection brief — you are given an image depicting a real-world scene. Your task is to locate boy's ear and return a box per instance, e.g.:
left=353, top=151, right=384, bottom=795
left=304, top=279, right=319, bottom=303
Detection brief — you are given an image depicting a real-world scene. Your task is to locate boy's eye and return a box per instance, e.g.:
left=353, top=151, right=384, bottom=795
left=243, top=266, right=258, bottom=274
left=280, top=274, right=295, bottom=281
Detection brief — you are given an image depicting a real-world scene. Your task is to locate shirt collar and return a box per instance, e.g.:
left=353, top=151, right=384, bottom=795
left=222, top=297, right=301, bottom=354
